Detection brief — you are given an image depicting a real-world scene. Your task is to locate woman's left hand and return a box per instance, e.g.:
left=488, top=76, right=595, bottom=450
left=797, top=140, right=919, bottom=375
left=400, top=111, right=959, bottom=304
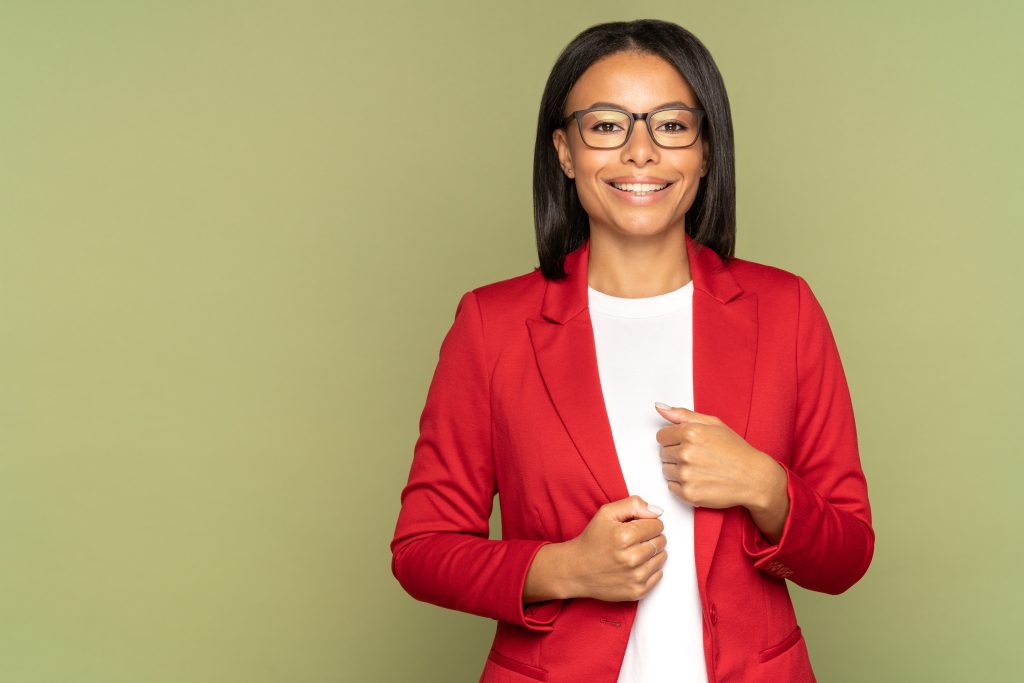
left=653, top=402, right=785, bottom=513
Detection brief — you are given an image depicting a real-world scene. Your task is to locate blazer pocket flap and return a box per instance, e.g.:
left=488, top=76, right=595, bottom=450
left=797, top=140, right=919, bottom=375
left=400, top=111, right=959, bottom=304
left=485, top=648, right=548, bottom=681
left=758, top=624, right=804, bottom=663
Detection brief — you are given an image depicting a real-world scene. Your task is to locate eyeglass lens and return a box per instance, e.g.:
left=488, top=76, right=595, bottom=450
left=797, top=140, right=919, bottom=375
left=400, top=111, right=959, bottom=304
left=578, top=109, right=700, bottom=148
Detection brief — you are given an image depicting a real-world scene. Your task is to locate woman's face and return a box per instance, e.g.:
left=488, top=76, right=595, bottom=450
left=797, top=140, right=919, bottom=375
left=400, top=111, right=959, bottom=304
left=552, top=51, right=709, bottom=240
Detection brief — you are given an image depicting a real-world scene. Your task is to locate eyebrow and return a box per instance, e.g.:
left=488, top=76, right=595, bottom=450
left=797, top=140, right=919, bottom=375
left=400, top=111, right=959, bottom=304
left=585, top=100, right=695, bottom=110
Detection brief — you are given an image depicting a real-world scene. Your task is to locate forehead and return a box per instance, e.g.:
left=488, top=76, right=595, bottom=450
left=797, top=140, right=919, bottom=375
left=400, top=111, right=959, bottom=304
left=565, top=52, right=698, bottom=112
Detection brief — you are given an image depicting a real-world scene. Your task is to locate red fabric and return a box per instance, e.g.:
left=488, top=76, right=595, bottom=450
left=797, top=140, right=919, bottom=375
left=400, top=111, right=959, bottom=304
left=391, top=234, right=874, bottom=682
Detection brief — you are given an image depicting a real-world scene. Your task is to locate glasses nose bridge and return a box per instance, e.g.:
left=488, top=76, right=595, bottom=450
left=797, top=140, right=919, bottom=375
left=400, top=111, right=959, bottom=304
left=625, top=111, right=657, bottom=151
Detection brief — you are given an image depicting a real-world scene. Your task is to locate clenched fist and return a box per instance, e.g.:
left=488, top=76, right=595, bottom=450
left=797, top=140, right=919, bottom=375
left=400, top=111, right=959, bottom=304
left=654, top=401, right=789, bottom=542
left=563, top=495, right=669, bottom=602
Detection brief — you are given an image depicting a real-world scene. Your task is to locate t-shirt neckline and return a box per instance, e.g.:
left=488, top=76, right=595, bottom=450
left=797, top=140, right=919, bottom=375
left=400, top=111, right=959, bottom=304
left=587, top=281, right=693, bottom=318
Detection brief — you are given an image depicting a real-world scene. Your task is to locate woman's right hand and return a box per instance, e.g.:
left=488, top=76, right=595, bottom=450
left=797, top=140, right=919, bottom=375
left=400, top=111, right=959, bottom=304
left=564, top=495, right=668, bottom=602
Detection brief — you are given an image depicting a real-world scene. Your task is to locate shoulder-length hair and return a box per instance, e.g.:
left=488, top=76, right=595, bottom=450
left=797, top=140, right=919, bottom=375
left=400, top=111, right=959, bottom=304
left=534, top=19, right=737, bottom=279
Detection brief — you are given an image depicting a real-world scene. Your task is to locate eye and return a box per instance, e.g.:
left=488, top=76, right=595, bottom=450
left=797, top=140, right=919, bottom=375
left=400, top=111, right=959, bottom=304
left=591, top=121, right=625, bottom=134
left=658, top=121, right=691, bottom=133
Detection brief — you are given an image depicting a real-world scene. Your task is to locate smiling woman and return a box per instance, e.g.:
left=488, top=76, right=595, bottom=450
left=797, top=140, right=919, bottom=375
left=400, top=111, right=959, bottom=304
left=391, top=18, right=873, bottom=683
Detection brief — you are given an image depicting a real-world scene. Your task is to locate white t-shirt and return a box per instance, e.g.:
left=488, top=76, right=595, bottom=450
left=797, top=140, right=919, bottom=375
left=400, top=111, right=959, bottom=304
left=588, top=280, right=708, bottom=683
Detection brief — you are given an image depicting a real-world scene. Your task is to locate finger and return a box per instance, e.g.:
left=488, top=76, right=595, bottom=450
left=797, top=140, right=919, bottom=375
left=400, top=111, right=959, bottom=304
left=654, top=401, right=718, bottom=426
left=655, top=424, right=680, bottom=447
left=607, top=495, right=664, bottom=522
left=658, top=443, right=683, bottom=462
left=641, top=567, right=665, bottom=594
left=667, top=479, right=700, bottom=507
left=632, top=534, right=668, bottom=567
left=656, top=422, right=710, bottom=450
left=656, top=422, right=705, bottom=447
left=645, top=533, right=667, bottom=554
left=639, top=541, right=669, bottom=572
left=626, top=518, right=666, bottom=541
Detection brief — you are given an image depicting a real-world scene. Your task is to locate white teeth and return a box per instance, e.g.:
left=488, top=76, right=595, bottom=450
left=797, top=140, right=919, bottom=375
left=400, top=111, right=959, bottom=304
left=611, top=182, right=668, bottom=192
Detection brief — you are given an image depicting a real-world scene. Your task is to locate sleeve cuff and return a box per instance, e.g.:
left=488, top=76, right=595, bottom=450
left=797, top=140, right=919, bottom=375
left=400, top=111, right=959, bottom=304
left=742, top=461, right=798, bottom=579
left=511, top=540, right=566, bottom=632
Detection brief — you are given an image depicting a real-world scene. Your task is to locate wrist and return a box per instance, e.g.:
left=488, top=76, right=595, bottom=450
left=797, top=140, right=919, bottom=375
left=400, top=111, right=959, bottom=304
left=548, top=539, right=580, bottom=600
left=524, top=540, right=579, bottom=603
left=747, top=453, right=787, bottom=514
left=745, top=455, right=790, bottom=545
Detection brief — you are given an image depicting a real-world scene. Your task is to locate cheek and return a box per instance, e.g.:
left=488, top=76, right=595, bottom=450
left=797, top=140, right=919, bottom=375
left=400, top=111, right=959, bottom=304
left=572, top=159, right=611, bottom=212
left=675, top=180, right=702, bottom=216
left=676, top=157, right=706, bottom=199
left=575, top=183, right=605, bottom=220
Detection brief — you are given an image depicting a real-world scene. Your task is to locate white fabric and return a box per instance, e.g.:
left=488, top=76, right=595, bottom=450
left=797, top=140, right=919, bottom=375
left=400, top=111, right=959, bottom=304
left=588, top=280, right=708, bottom=683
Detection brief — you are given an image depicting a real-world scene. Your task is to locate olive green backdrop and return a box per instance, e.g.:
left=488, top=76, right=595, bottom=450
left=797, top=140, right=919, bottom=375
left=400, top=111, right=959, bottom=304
left=1, top=1, right=1020, bottom=681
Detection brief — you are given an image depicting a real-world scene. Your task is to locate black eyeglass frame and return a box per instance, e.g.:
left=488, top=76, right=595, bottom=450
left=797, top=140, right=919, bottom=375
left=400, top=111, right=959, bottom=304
left=560, top=106, right=707, bottom=150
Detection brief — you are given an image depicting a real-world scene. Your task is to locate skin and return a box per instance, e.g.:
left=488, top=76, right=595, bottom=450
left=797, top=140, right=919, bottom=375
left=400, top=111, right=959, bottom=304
left=523, top=51, right=790, bottom=605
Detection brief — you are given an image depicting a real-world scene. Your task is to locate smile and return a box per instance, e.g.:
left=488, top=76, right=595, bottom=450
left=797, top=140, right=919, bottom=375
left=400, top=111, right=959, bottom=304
left=610, top=182, right=669, bottom=194
left=605, top=180, right=674, bottom=199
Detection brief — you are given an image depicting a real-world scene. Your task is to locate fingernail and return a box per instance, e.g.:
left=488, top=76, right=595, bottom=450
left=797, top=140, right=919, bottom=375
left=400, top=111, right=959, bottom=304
left=654, top=402, right=671, bottom=410
left=647, top=504, right=664, bottom=514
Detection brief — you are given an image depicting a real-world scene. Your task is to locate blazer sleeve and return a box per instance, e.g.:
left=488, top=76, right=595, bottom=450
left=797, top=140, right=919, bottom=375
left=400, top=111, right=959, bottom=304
left=741, top=275, right=875, bottom=594
left=390, top=290, right=561, bottom=632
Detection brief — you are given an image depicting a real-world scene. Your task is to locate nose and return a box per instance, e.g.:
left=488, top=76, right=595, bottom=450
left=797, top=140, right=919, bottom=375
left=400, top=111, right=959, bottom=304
left=621, top=116, right=658, bottom=166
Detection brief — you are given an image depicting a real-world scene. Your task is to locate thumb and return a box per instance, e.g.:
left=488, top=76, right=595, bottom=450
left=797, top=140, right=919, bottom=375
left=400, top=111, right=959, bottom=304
left=654, top=401, right=711, bottom=425
left=609, top=495, right=664, bottom=522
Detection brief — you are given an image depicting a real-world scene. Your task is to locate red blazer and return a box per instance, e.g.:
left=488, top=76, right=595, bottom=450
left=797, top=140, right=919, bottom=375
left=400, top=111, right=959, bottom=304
left=391, top=233, right=874, bottom=683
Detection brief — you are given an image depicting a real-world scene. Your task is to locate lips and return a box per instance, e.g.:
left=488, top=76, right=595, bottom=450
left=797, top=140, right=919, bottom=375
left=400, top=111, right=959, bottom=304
left=606, top=176, right=673, bottom=184
left=603, top=182, right=674, bottom=204
left=610, top=182, right=669, bottom=192
left=604, top=177, right=675, bottom=199
left=605, top=177, right=674, bottom=192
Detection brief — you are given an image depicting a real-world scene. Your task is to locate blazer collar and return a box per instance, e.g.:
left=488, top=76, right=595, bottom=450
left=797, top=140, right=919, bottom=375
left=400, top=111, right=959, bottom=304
left=540, top=231, right=742, bottom=324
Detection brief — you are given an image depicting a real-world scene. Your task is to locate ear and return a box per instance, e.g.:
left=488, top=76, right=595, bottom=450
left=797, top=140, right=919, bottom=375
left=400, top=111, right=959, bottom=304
left=700, top=136, right=710, bottom=177
left=552, top=128, right=575, bottom=179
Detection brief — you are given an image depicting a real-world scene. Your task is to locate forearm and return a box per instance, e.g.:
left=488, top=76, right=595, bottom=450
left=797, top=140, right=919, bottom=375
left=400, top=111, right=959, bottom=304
left=742, top=462, right=874, bottom=593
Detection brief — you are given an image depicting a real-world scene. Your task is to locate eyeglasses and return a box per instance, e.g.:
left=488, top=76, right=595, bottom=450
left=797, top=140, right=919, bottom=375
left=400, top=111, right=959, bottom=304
left=561, top=106, right=706, bottom=149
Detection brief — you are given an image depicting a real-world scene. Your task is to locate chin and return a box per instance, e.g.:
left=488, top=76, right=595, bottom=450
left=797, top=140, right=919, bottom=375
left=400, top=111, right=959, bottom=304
left=607, top=223, right=675, bottom=238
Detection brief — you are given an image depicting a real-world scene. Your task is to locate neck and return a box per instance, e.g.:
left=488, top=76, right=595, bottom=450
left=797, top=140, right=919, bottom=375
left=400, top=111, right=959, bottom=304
left=587, top=227, right=691, bottom=298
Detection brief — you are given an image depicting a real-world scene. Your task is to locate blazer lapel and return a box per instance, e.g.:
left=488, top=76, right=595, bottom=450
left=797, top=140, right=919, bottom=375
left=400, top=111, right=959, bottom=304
left=525, top=238, right=628, bottom=506
left=690, top=239, right=758, bottom=597
left=526, top=232, right=757, bottom=596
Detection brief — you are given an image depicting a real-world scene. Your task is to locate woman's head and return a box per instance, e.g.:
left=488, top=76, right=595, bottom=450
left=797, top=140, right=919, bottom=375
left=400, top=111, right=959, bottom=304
left=534, top=19, right=736, bottom=278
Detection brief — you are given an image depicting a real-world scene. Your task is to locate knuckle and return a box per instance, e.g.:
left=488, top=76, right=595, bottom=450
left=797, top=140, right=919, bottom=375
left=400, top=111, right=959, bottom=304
left=632, top=566, right=648, bottom=583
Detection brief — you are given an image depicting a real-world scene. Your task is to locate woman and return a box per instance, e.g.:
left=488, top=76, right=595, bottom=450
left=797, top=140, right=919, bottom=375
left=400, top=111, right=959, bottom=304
left=391, top=19, right=873, bottom=683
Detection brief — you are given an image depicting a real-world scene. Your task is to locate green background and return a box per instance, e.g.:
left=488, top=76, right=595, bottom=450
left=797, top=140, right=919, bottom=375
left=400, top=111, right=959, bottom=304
left=1, top=1, right=1020, bottom=681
